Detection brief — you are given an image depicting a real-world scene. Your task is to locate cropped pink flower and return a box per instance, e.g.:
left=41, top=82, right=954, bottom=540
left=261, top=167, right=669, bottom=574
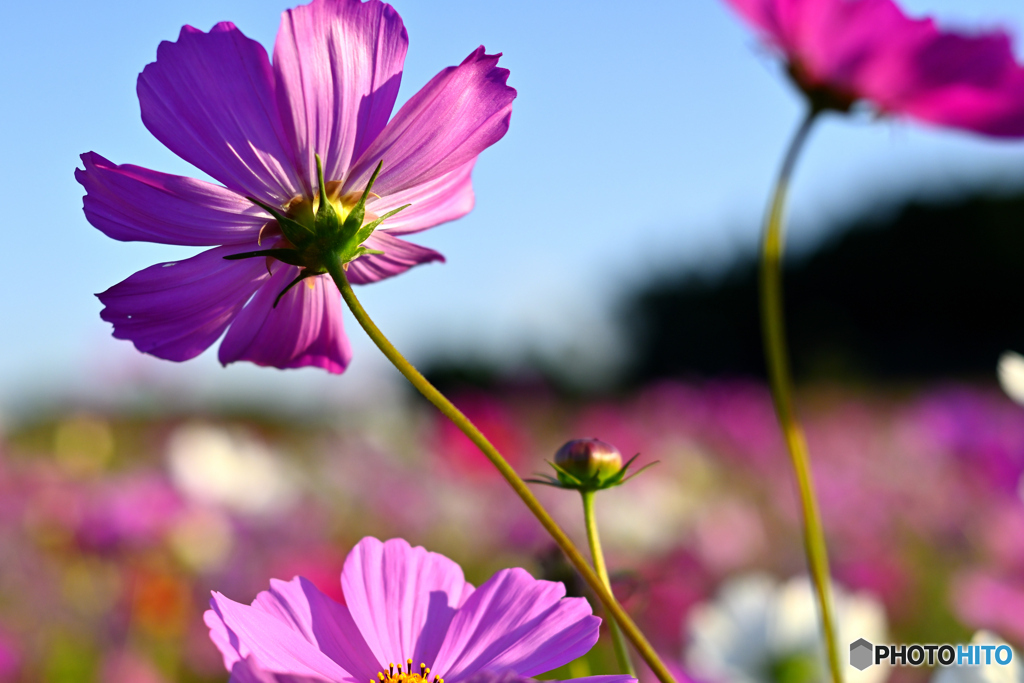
left=205, top=537, right=634, bottom=683
left=77, top=0, right=515, bottom=373
left=725, top=0, right=1024, bottom=136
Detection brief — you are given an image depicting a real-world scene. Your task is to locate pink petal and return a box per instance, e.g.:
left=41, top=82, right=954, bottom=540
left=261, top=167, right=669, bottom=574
left=229, top=657, right=329, bottom=682
left=431, top=569, right=600, bottom=681
left=274, top=0, right=408, bottom=193
left=345, top=47, right=515, bottom=197
left=207, top=606, right=242, bottom=671
left=795, top=0, right=925, bottom=94
left=345, top=232, right=445, bottom=285
left=725, top=0, right=1024, bottom=137
left=895, top=31, right=1024, bottom=136
left=218, top=266, right=352, bottom=373
left=206, top=593, right=352, bottom=680
left=138, top=23, right=303, bottom=203
left=77, top=152, right=266, bottom=246
left=229, top=657, right=328, bottom=683
left=367, top=160, right=476, bottom=236
left=97, top=245, right=269, bottom=362
left=341, top=538, right=475, bottom=671
left=723, top=0, right=795, bottom=52
left=251, top=577, right=381, bottom=682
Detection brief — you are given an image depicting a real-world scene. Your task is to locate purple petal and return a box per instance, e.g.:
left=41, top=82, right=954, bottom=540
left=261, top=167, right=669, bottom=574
left=345, top=232, right=445, bottom=285
left=218, top=266, right=352, bottom=373
left=206, top=593, right=352, bottom=679
left=229, top=657, right=328, bottom=683
left=138, top=23, right=303, bottom=202
left=341, top=537, right=475, bottom=671
left=274, top=0, right=408, bottom=193
left=77, top=152, right=266, bottom=246
left=345, top=47, right=515, bottom=197
left=250, top=577, right=381, bottom=682
left=97, top=245, right=269, bottom=362
left=366, top=160, right=475, bottom=236
left=431, top=569, right=600, bottom=681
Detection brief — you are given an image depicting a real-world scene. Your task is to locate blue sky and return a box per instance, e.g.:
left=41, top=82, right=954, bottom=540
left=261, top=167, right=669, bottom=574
left=3, top=0, right=1024, bottom=413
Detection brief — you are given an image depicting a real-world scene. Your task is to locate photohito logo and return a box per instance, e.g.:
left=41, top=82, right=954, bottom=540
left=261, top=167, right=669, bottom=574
left=849, top=639, right=1014, bottom=670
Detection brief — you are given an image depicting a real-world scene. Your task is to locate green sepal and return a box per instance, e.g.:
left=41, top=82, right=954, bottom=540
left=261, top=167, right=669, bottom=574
left=247, top=196, right=313, bottom=248
left=314, top=154, right=343, bottom=240
left=354, top=204, right=412, bottom=244
left=548, top=459, right=584, bottom=488
left=273, top=268, right=325, bottom=308
left=523, top=474, right=565, bottom=488
left=618, top=460, right=660, bottom=486
left=341, top=161, right=383, bottom=241
left=527, top=453, right=659, bottom=493
left=223, top=248, right=306, bottom=267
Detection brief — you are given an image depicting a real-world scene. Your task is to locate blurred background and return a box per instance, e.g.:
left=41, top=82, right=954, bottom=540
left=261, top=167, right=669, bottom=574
left=4, top=0, right=1024, bottom=680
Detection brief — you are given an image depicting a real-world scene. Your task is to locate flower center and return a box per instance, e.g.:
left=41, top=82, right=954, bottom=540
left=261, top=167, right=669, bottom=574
left=226, top=156, right=410, bottom=307
left=281, top=181, right=379, bottom=233
left=374, top=659, right=445, bottom=683
left=786, top=60, right=857, bottom=113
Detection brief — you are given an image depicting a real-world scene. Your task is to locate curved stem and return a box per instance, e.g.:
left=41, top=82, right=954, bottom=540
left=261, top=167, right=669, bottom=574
left=329, top=263, right=674, bottom=683
left=582, top=491, right=635, bottom=677
left=760, top=108, right=842, bottom=683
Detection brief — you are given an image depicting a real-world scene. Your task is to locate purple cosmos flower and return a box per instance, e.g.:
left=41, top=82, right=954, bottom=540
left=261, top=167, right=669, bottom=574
left=77, top=0, right=515, bottom=373
left=725, top=0, right=1024, bottom=135
left=205, top=537, right=635, bottom=683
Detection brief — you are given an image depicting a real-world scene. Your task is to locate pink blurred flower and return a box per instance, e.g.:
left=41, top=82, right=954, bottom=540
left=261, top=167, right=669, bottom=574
left=725, top=0, right=1024, bottom=135
left=206, top=537, right=630, bottom=683
left=952, top=571, right=1024, bottom=645
left=432, top=393, right=529, bottom=476
left=101, top=651, right=168, bottom=683
left=0, top=628, right=20, bottom=682
left=78, top=0, right=515, bottom=373
left=78, top=474, right=183, bottom=551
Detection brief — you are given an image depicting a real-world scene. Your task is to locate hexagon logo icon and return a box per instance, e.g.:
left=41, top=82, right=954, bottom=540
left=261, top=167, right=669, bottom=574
left=850, top=638, right=874, bottom=671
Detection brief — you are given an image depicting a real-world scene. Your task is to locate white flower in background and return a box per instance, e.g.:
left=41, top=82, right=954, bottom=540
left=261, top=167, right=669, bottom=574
left=998, top=352, right=1024, bottom=406
left=590, top=446, right=714, bottom=556
left=686, top=574, right=888, bottom=683
left=167, top=423, right=300, bottom=516
left=932, top=632, right=1022, bottom=683
left=597, top=474, right=697, bottom=555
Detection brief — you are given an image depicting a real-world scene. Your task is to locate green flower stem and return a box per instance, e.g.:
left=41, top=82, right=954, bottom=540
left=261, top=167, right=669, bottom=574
left=581, top=490, right=635, bottom=677
left=760, top=108, right=842, bottom=683
left=329, top=264, right=673, bottom=683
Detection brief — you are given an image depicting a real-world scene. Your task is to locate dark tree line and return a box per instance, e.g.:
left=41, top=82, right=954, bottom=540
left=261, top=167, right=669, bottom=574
left=626, top=191, right=1024, bottom=383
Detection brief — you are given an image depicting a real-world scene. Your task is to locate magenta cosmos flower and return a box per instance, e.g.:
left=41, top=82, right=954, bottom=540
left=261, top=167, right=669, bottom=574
left=205, top=537, right=635, bottom=683
left=725, top=0, right=1024, bottom=135
left=77, top=0, right=515, bottom=374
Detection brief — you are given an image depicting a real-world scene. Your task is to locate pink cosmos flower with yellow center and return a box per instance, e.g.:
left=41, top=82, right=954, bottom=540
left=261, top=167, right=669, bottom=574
left=725, top=0, right=1024, bottom=134
left=206, top=537, right=635, bottom=683
left=77, top=0, right=515, bottom=374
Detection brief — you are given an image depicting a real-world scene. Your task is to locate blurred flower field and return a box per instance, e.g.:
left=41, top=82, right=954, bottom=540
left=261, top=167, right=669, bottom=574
left=3, top=380, right=1023, bottom=682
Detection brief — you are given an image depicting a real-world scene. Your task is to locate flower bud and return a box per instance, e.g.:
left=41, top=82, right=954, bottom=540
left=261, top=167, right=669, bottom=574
left=554, top=438, right=623, bottom=485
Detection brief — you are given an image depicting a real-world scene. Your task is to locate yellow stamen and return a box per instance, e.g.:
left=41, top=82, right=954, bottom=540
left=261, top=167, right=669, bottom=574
left=375, top=658, right=442, bottom=683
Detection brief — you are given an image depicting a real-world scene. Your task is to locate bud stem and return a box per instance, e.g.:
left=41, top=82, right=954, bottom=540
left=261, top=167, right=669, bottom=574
left=581, top=490, right=635, bottom=677
left=328, top=261, right=673, bottom=683
left=760, top=107, right=842, bottom=683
